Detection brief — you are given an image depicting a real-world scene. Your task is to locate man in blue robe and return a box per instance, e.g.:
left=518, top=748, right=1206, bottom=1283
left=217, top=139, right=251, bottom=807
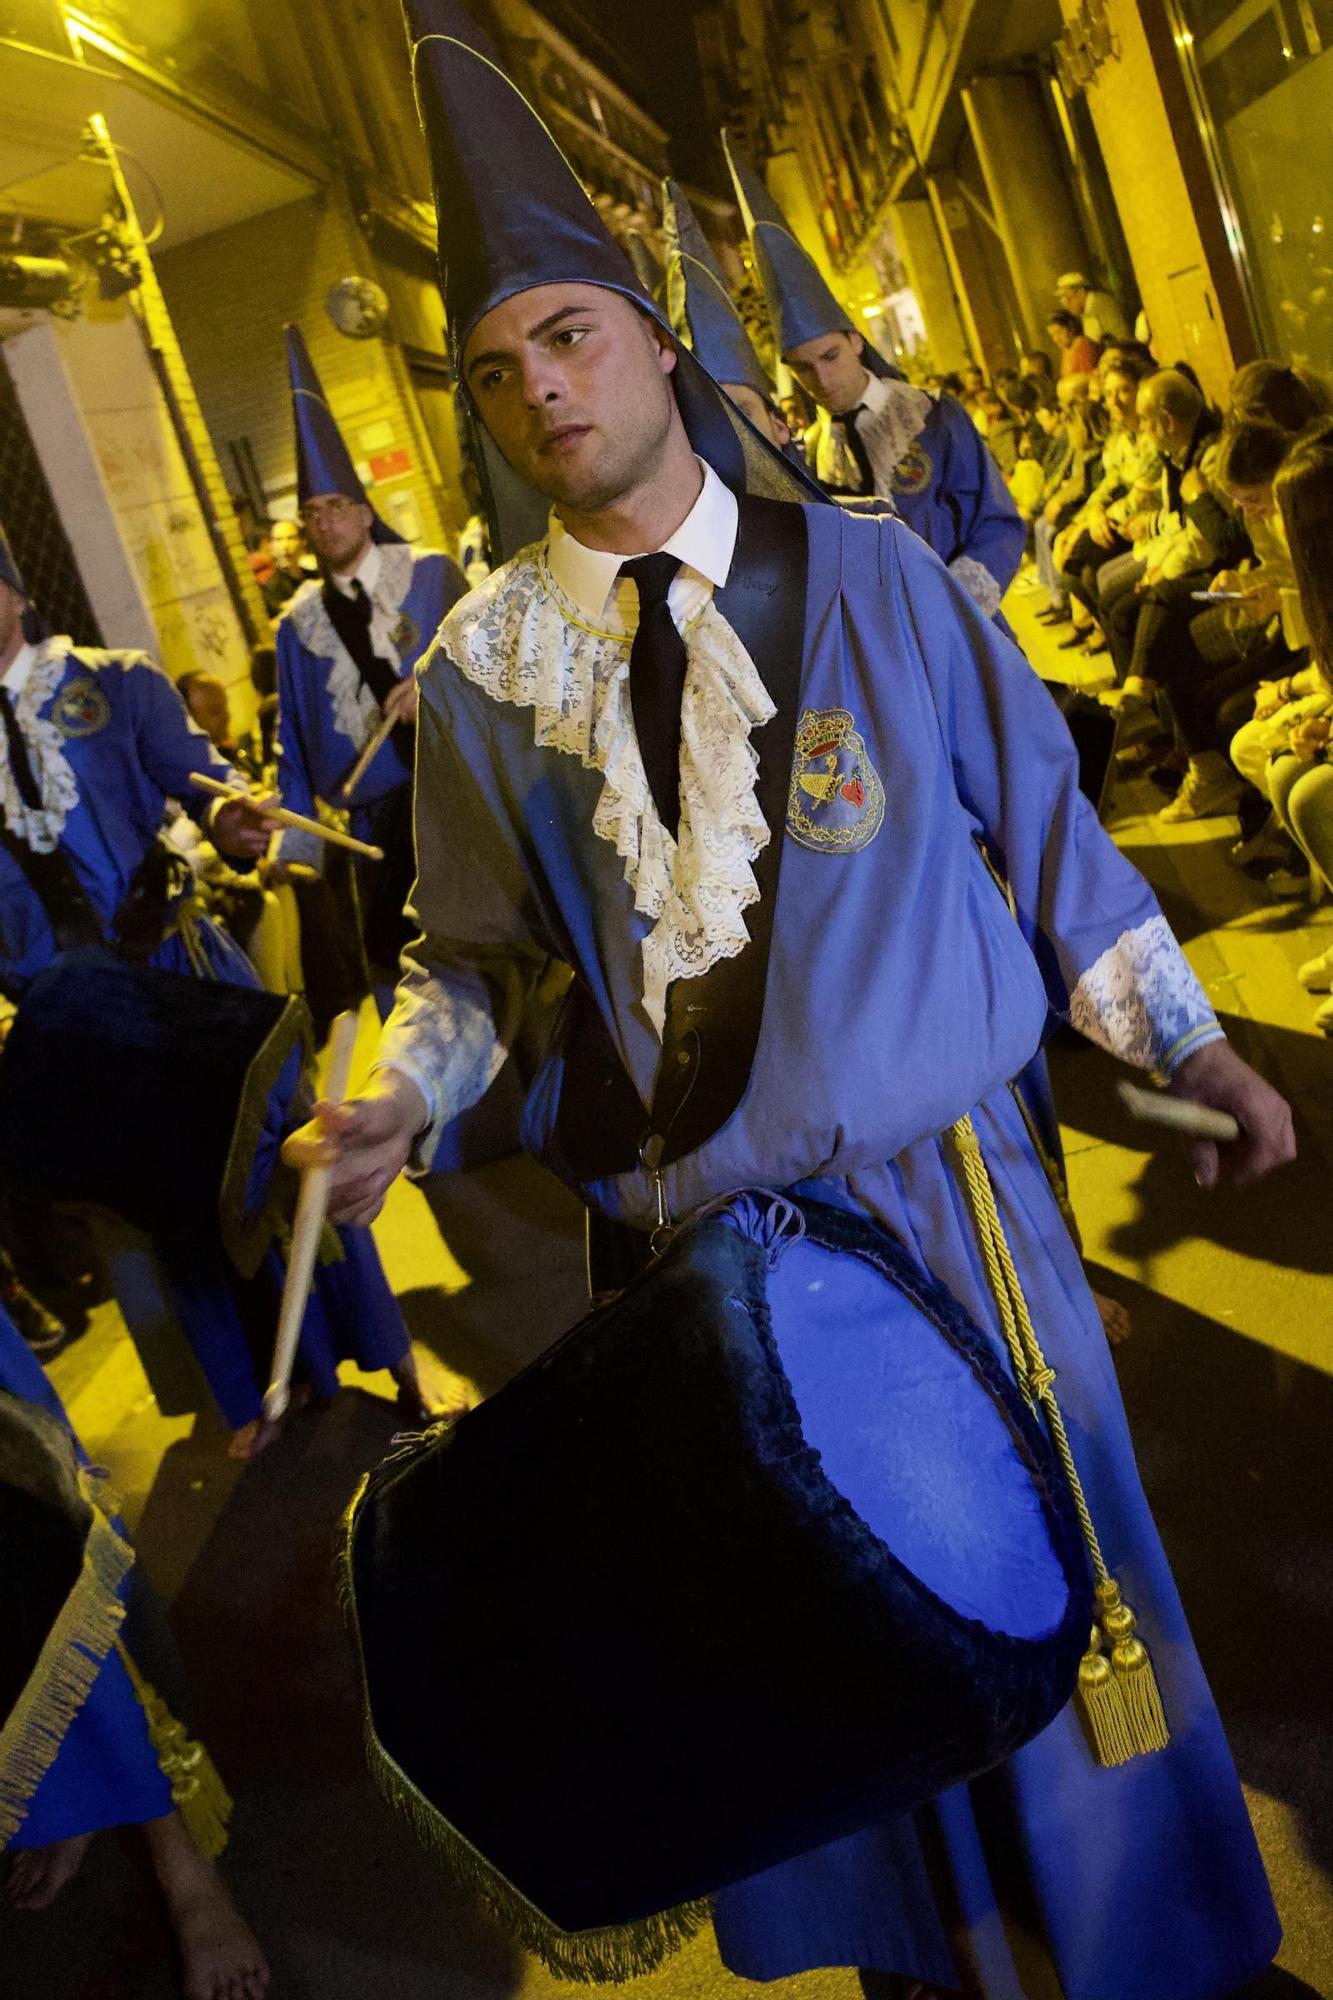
left=272, top=326, right=468, bottom=998
left=291, top=8, right=1295, bottom=1995
left=0, top=534, right=432, bottom=1458
left=0, top=1304, right=269, bottom=1998
left=723, top=137, right=1025, bottom=622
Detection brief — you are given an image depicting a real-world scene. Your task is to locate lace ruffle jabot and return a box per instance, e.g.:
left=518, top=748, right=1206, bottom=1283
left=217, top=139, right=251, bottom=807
left=0, top=639, right=80, bottom=853
left=287, top=542, right=418, bottom=746
left=443, top=549, right=776, bottom=1036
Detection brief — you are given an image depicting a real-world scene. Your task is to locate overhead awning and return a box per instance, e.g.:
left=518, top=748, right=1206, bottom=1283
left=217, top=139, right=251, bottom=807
left=0, top=35, right=315, bottom=249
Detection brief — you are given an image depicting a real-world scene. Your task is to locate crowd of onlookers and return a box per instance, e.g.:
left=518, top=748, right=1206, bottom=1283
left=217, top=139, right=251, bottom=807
left=934, top=275, right=1333, bottom=1036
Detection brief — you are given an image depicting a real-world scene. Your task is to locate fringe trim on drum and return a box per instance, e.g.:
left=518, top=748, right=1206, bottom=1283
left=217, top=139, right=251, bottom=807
left=114, top=1643, right=233, bottom=1858
left=0, top=1495, right=133, bottom=1845
left=951, top=1115, right=1169, bottom=1766
left=337, top=1478, right=709, bottom=1983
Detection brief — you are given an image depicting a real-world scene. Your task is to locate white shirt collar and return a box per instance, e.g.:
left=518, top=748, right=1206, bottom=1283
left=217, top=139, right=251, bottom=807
left=332, top=540, right=381, bottom=598
left=1, top=640, right=39, bottom=698
left=546, top=458, right=739, bottom=625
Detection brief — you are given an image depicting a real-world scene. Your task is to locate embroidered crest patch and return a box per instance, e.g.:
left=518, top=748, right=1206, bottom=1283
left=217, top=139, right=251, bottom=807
left=390, top=611, right=419, bottom=656
left=892, top=441, right=934, bottom=496
left=787, top=707, right=885, bottom=853
left=51, top=677, right=111, bottom=739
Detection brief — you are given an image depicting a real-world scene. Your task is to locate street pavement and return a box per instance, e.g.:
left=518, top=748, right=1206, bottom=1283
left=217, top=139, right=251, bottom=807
left=4, top=585, right=1331, bottom=1999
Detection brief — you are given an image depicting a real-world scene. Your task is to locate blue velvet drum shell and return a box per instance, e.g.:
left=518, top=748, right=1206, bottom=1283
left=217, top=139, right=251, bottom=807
left=345, top=1195, right=1092, bottom=1944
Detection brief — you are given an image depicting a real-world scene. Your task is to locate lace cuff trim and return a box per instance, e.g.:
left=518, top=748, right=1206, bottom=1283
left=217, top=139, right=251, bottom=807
left=1069, top=915, right=1221, bottom=1072
left=949, top=554, right=1003, bottom=620
left=442, top=550, right=776, bottom=1035
left=0, top=639, right=80, bottom=854
left=375, top=969, right=505, bottom=1171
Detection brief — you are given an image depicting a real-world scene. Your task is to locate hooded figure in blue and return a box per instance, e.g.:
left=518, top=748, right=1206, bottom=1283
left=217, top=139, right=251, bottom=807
left=0, top=537, right=432, bottom=1460
left=724, top=135, right=1024, bottom=621
left=289, top=4, right=1293, bottom=1994
left=272, top=326, right=468, bottom=996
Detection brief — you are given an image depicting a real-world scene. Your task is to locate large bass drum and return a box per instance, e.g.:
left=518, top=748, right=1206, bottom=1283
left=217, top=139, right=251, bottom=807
left=344, top=1193, right=1091, bottom=1979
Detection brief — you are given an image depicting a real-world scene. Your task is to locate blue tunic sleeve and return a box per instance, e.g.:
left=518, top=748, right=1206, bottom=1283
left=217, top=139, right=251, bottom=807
left=374, top=658, right=552, bottom=1163
left=886, top=523, right=1222, bottom=1074
left=936, top=397, right=1026, bottom=615
left=124, top=655, right=245, bottom=822
left=273, top=618, right=326, bottom=869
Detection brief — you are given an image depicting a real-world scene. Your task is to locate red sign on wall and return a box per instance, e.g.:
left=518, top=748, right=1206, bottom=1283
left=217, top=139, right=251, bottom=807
left=369, top=446, right=413, bottom=481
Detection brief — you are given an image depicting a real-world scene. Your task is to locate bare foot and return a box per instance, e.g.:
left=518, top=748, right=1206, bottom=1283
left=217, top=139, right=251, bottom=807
left=1092, top=1289, right=1133, bottom=1347
left=144, top=1812, right=269, bottom=2000
left=226, top=1417, right=282, bottom=1462
left=6, top=1830, right=93, bottom=1910
left=391, top=1351, right=469, bottom=1426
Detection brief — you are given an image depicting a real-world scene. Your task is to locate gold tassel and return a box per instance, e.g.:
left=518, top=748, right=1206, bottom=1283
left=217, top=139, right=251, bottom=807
left=1097, top=1580, right=1170, bottom=1756
left=951, top=1116, right=1170, bottom=1769
left=1076, top=1622, right=1136, bottom=1767
left=114, top=1644, right=233, bottom=1859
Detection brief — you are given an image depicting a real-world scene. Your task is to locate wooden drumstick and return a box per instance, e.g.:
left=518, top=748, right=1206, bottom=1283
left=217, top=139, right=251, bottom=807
left=340, top=709, right=398, bottom=802
left=190, top=773, right=384, bottom=861
left=1116, top=1080, right=1240, bottom=1143
left=263, top=1009, right=360, bottom=1425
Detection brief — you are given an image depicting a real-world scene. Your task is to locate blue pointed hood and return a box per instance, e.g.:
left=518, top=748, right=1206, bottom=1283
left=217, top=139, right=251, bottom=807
left=285, top=324, right=403, bottom=544
left=663, top=180, right=772, bottom=401
left=624, top=230, right=666, bottom=302
left=403, top=0, right=827, bottom=557
left=722, top=132, right=890, bottom=378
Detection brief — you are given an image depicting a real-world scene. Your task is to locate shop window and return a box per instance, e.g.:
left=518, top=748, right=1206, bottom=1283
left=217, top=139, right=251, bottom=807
left=1174, top=0, right=1333, bottom=372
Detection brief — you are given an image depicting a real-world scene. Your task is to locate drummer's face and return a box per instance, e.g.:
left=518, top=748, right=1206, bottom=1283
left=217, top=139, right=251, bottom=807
left=300, top=494, right=374, bottom=575
left=0, top=582, right=25, bottom=672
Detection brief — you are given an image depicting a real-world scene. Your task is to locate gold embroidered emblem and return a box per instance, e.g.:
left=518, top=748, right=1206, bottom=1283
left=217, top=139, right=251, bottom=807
left=787, top=707, right=885, bottom=853
left=892, top=440, right=933, bottom=496
left=390, top=611, right=420, bottom=657
left=51, top=677, right=111, bottom=738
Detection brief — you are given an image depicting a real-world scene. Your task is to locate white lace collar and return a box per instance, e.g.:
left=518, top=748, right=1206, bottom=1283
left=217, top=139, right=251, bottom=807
left=442, top=546, right=776, bottom=1036
left=0, top=637, right=80, bottom=854
left=286, top=541, right=419, bottom=745
left=853, top=373, right=934, bottom=484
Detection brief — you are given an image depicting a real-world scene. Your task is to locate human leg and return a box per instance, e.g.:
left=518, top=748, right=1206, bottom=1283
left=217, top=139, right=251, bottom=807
left=143, top=1810, right=270, bottom=2000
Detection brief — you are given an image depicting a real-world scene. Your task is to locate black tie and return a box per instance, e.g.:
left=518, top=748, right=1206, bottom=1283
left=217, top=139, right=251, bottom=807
left=620, top=553, right=687, bottom=838
left=0, top=684, right=42, bottom=810
left=838, top=405, right=877, bottom=496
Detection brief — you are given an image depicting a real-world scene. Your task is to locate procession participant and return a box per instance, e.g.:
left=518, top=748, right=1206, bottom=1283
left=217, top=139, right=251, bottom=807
left=723, top=135, right=1024, bottom=621
left=0, top=1302, right=269, bottom=2000
left=0, top=534, right=438, bottom=1459
left=661, top=176, right=794, bottom=452
left=292, top=5, right=1291, bottom=1995
left=272, top=324, right=467, bottom=1000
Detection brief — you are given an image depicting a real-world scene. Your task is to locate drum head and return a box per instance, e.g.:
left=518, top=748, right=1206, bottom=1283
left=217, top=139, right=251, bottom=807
left=765, top=1230, right=1070, bottom=1640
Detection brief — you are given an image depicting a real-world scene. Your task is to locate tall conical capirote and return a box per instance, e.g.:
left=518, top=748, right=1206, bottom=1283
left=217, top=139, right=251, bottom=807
left=285, top=325, right=403, bottom=544
left=402, top=0, right=826, bottom=557
left=662, top=180, right=771, bottom=400
left=624, top=229, right=666, bottom=302
left=721, top=132, right=890, bottom=378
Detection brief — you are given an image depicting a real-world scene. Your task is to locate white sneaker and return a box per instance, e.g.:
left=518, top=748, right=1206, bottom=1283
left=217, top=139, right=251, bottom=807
left=1157, top=757, right=1242, bottom=824
left=1297, top=945, right=1333, bottom=992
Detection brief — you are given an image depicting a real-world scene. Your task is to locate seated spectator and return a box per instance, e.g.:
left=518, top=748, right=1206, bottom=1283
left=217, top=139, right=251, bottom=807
left=1033, top=383, right=1106, bottom=625
left=1020, top=348, right=1055, bottom=387
left=987, top=375, right=1044, bottom=479
left=1228, top=359, right=1332, bottom=432
left=1098, top=370, right=1249, bottom=819
left=1052, top=349, right=1161, bottom=656
left=1055, top=271, right=1130, bottom=344
left=1047, top=309, right=1101, bottom=379
left=1007, top=430, right=1048, bottom=523
left=244, top=525, right=275, bottom=590
left=261, top=519, right=317, bottom=619
left=1236, top=422, right=1333, bottom=1026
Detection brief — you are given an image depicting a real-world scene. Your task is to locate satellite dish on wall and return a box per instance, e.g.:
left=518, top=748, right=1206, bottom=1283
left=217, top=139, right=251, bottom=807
left=326, top=276, right=390, bottom=339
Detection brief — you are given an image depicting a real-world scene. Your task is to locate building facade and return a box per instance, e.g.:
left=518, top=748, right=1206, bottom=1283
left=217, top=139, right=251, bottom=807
left=0, top=0, right=675, bottom=715
left=693, top=0, right=1331, bottom=405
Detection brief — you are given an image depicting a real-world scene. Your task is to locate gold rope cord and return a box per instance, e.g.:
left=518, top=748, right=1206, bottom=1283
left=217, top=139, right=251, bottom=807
left=114, top=1641, right=232, bottom=1859
left=951, top=1115, right=1169, bottom=1766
